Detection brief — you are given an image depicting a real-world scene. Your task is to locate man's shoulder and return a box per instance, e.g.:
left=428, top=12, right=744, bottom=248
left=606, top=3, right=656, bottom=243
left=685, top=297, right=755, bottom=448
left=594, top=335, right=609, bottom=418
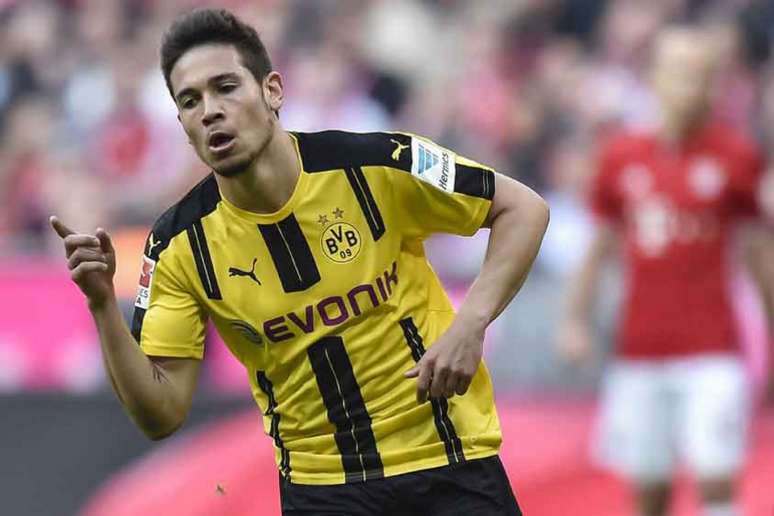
left=599, top=128, right=654, bottom=160
left=146, top=173, right=221, bottom=260
left=705, top=123, right=761, bottom=163
left=292, top=130, right=412, bottom=173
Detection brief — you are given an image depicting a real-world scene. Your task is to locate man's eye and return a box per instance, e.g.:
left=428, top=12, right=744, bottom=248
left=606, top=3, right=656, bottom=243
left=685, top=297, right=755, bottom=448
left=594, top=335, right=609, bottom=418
left=181, top=98, right=197, bottom=109
left=219, top=83, right=237, bottom=93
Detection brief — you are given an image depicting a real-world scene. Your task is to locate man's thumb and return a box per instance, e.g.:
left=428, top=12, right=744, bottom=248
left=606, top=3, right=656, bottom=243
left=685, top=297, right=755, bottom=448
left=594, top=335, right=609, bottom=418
left=96, top=228, right=114, bottom=254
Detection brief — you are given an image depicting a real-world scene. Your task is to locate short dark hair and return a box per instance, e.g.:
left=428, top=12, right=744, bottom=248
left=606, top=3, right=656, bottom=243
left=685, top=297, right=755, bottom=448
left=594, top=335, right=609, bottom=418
left=160, top=8, right=273, bottom=99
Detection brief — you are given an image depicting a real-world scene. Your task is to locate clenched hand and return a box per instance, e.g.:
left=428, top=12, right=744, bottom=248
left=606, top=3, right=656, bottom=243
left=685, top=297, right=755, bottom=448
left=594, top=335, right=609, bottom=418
left=404, top=319, right=484, bottom=403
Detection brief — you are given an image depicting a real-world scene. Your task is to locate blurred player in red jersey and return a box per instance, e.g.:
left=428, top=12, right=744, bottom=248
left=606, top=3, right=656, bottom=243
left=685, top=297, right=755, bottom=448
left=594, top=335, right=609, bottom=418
left=559, top=26, right=774, bottom=516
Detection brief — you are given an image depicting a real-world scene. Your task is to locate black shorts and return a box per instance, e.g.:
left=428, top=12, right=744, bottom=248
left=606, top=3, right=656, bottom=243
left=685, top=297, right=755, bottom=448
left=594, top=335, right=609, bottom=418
left=279, top=455, right=523, bottom=516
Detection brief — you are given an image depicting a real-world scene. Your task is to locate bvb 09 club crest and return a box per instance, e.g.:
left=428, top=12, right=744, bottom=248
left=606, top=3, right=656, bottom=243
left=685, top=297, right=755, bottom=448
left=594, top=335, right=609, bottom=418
left=319, top=208, right=362, bottom=263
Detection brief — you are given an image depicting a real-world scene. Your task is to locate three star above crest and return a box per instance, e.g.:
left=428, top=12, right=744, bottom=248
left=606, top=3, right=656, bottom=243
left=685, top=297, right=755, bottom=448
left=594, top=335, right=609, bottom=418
left=332, top=207, right=344, bottom=219
left=317, top=214, right=329, bottom=226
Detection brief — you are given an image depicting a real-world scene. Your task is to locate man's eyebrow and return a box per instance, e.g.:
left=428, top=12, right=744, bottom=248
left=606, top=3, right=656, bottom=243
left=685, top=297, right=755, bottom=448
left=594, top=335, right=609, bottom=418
left=210, top=72, right=240, bottom=83
left=175, top=73, right=241, bottom=102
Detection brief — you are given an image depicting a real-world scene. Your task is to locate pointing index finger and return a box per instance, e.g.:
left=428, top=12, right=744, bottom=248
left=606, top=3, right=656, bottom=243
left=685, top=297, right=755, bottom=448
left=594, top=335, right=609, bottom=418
left=50, top=216, right=75, bottom=239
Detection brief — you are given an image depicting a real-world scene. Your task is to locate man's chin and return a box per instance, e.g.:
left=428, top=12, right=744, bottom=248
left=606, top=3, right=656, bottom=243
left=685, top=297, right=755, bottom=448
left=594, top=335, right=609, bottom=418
left=211, top=157, right=251, bottom=178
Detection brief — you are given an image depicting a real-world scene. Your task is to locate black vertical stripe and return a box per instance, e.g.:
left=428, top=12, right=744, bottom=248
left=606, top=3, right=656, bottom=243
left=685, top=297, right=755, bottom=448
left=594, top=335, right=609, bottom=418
left=132, top=174, right=221, bottom=344
left=258, top=214, right=321, bottom=293
left=256, top=371, right=291, bottom=479
left=345, top=166, right=385, bottom=241
left=307, top=337, right=384, bottom=483
left=399, top=317, right=466, bottom=465
left=454, top=164, right=496, bottom=200
left=187, top=220, right=222, bottom=300
left=131, top=307, right=146, bottom=343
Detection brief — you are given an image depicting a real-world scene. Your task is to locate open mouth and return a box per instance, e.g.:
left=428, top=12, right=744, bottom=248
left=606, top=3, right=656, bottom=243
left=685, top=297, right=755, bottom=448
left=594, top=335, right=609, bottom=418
left=207, top=132, right=236, bottom=153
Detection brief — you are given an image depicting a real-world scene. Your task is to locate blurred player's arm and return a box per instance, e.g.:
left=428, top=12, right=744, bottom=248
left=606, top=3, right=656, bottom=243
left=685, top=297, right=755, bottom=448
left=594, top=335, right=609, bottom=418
left=50, top=216, right=200, bottom=440
left=743, top=224, right=774, bottom=330
left=557, top=222, right=618, bottom=366
left=742, top=223, right=774, bottom=401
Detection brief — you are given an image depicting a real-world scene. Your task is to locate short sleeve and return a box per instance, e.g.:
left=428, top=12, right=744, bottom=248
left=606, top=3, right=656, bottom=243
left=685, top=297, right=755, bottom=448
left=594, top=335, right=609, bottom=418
left=131, top=246, right=207, bottom=360
left=589, top=139, right=623, bottom=222
left=387, top=134, right=495, bottom=238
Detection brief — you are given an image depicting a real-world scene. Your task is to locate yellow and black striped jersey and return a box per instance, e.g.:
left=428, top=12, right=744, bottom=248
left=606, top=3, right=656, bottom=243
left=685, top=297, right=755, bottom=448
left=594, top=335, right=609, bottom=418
left=131, top=130, right=502, bottom=484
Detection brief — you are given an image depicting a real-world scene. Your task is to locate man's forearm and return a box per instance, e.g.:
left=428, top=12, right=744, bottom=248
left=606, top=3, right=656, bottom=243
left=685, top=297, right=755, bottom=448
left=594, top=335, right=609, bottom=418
left=744, top=226, right=774, bottom=328
left=565, top=253, right=603, bottom=323
left=565, top=224, right=617, bottom=323
left=90, top=297, right=183, bottom=438
left=456, top=185, right=549, bottom=327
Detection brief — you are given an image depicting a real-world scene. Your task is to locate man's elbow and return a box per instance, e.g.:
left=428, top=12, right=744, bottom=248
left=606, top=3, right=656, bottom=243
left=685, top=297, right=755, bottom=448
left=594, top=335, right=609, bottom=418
left=534, top=193, right=550, bottom=228
left=491, top=178, right=550, bottom=230
left=520, top=186, right=550, bottom=230
left=145, top=428, right=178, bottom=442
left=132, top=404, right=188, bottom=441
left=141, top=418, right=184, bottom=441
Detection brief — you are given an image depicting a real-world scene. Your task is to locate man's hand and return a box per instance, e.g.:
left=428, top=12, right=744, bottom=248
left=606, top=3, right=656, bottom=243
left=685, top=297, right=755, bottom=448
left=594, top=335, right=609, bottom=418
left=50, top=216, right=117, bottom=309
left=556, top=318, right=595, bottom=368
left=404, top=319, right=484, bottom=403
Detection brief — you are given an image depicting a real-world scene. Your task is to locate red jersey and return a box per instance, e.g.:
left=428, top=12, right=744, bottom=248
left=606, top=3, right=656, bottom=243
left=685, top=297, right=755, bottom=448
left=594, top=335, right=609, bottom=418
left=590, top=123, right=763, bottom=359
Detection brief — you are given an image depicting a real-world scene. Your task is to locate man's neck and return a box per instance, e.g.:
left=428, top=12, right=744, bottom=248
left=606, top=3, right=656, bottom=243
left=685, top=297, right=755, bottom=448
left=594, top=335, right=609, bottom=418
left=659, top=109, right=707, bottom=144
left=217, top=128, right=300, bottom=214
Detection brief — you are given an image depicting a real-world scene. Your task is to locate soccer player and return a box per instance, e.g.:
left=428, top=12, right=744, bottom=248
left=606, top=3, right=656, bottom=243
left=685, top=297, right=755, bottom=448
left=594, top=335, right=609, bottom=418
left=558, top=26, right=774, bottom=516
left=50, top=8, right=549, bottom=516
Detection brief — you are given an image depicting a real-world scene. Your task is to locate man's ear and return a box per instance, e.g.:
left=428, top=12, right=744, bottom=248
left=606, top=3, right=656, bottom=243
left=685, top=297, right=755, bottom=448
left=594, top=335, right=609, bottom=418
left=263, top=71, right=284, bottom=113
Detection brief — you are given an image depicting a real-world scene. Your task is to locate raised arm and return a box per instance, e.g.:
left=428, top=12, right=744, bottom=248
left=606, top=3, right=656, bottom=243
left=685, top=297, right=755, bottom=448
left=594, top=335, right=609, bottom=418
left=50, top=216, right=201, bottom=440
left=405, top=173, right=550, bottom=401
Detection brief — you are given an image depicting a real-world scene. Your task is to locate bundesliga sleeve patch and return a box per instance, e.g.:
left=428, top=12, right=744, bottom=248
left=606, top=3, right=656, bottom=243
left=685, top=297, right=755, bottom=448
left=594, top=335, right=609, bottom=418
left=134, top=255, right=156, bottom=310
left=410, top=138, right=456, bottom=193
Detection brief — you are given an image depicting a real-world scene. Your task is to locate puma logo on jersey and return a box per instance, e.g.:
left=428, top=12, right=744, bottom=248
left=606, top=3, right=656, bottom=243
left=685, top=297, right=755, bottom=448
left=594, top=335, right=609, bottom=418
left=229, top=258, right=261, bottom=285
left=391, top=139, right=409, bottom=161
left=147, top=233, right=162, bottom=255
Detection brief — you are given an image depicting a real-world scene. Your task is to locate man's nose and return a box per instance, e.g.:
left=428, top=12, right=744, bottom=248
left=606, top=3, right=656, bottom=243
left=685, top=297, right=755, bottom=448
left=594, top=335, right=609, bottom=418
left=201, top=96, right=225, bottom=126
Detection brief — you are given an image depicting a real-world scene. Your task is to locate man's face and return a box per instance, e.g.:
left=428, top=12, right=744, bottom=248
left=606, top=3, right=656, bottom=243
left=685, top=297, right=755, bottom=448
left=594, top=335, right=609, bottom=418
left=651, top=31, right=717, bottom=122
left=170, top=44, right=281, bottom=177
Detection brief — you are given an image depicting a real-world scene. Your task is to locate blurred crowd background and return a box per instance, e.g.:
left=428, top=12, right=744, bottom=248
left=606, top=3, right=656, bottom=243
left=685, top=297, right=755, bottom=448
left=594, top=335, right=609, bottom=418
left=2, top=0, right=773, bottom=393
left=1, top=1, right=774, bottom=514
